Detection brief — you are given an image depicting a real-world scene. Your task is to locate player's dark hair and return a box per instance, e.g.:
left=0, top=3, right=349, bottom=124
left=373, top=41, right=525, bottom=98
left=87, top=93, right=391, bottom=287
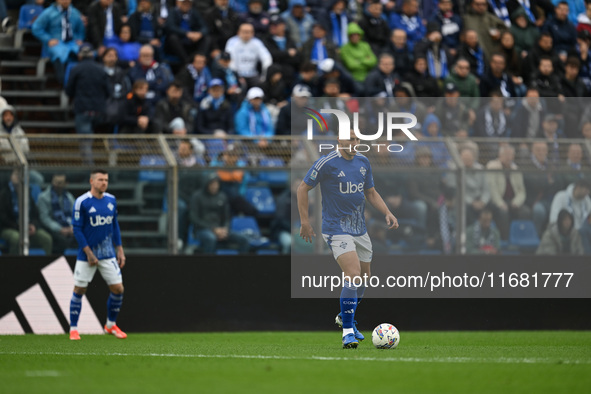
left=91, top=169, right=108, bottom=176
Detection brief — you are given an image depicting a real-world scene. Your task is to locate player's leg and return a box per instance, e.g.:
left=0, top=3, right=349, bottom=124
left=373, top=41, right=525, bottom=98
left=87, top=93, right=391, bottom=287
left=70, top=260, right=98, bottom=340
left=98, top=258, right=127, bottom=338
left=336, top=250, right=361, bottom=348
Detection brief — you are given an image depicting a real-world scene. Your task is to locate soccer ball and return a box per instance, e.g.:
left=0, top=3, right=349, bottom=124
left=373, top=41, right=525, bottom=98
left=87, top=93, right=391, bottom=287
left=371, top=323, right=400, bottom=349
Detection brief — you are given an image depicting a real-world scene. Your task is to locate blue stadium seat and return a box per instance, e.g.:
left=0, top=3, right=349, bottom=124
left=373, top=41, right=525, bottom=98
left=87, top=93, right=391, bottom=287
left=18, top=5, right=43, bottom=29
left=509, top=220, right=540, bottom=249
left=31, top=184, right=41, bottom=204
left=204, top=139, right=226, bottom=161
left=256, top=249, right=279, bottom=255
left=231, top=216, right=270, bottom=248
left=28, top=248, right=46, bottom=256
left=64, top=248, right=78, bottom=256
left=258, top=158, right=289, bottom=186
left=245, top=186, right=276, bottom=215
left=419, top=249, right=442, bottom=255
left=138, top=155, right=167, bottom=182
left=216, top=249, right=239, bottom=255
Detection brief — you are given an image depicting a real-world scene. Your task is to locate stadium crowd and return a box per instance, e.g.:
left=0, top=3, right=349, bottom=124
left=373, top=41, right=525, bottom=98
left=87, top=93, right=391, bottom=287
left=2, top=0, right=591, bottom=255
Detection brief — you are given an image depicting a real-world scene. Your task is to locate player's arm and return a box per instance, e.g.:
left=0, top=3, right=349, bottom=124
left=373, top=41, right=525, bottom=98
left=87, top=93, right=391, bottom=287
left=73, top=202, right=99, bottom=265
left=297, top=180, right=316, bottom=243
left=112, top=204, right=126, bottom=268
left=365, top=187, right=399, bottom=230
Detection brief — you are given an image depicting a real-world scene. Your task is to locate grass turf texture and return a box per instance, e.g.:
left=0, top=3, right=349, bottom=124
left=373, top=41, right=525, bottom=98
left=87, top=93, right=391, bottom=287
left=1, top=331, right=590, bottom=394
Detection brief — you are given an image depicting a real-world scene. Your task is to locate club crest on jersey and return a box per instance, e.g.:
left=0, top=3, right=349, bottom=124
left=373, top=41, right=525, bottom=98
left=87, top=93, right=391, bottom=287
left=310, top=169, right=318, bottom=180
left=360, top=167, right=366, bottom=176
left=107, top=203, right=114, bottom=211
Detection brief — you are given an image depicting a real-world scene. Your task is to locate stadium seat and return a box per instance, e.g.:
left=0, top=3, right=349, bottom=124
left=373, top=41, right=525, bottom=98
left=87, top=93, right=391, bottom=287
left=204, top=139, right=226, bottom=162
left=245, top=186, right=276, bottom=215
left=64, top=248, right=78, bottom=256
left=258, top=158, right=289, bottom=186
left=138, top=155, right=167, bottom=182
left=30, top=184, right=41, bottom=204
left=418, top=249, right=442, bottom=255
left=230, top=216, right=270, bottom=248
left=509, top=220, right=540, bottom=249
left=28, top=248, right=46, bottom=256
left=216, top=249, right=239, bottom=255
left=256, top=249, right=279, bottom=255
left=17, top=5, right=43, bottom=30
left=185, top=224, right=201, bottom=254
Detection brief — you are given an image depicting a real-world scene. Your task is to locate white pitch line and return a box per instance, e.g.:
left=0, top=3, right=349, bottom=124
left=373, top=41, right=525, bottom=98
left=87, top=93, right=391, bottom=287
left=1, top=351, right=590, bottom=365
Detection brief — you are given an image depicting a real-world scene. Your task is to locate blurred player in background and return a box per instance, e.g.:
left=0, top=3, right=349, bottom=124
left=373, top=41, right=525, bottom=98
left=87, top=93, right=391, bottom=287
left=69, top=169, right=127, bottom=340
left=297, top=130, right=398, bottom=348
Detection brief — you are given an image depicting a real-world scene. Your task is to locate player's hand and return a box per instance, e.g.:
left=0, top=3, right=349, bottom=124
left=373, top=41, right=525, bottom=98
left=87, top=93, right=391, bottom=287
left=117, top=247, right=126, bottom=269
left=385, top=213, right=399, bottom=230
left=48, top=39, right=59, bottom=47
left=300, top=223, right=316, bottom=243
left=87, top=251, right=99, bottom=266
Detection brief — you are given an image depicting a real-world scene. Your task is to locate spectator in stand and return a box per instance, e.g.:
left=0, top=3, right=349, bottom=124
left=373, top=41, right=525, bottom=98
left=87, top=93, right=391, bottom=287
left=261, top=15, right=300, bottom=84
left=119, top=79, right=156, bottom=133
left=210, top=51, right=243, bottom=98
left=204, top=0, right=241, bottom=54
left=457, top=29, right=487, bottom=79
left=413, top=21, right=453, bottom=83
left=225, top=23, right=273, bottom=87
left=292, top=61, right=321, bottom=96
left=66, top=44, right=110, bottom=138
left=510, top=7, right=540, bottom=58
left=175, top=53, right=211, bottom=103
left=153, top=80, right=195, bottom=134
left=389, top=0, right=425, bottom=52
left=113, top=24, right=142, bottom=66
left=127, top=44, right=174, bottom=108
left=561, top=56, right=588, bottom=137
left=282, top=0, right=314, bottom=49
left=0, top=106, right=30, bottom=165
left=434, top=82, right=473, bottom=137
left=429, top=0, right=462, bottom=56
left=404, top=56, right=441, bottom=102
left=573, top=30, right=591, bottom=92
left=276, top=84, right=312, bottom=136
left=531, top=55, right=563, bottom=99
left=561, top=143, right=587, bottom=186
left=444, top=57, right=480, bottom=111
left=318, top=58, right=358, bottom=96
left=323, top=0, right=350, bottom=48
left=235, top=87, right=274, bottom=148
left=523, top=141, right=565, bottom=236
left=486, top=144, right=530, bottom=240
left=473, top=90, right=509, bottom=138
left=466, top=208, right=501, bottom=255
left=189, top=175, right=250, bottom=254
left=32, top=0, right=85, bottom=84
left=580, top=213, right=591, bottom=254
left=479, top=52, right=518, bottom=98
left=543, top=1, right=577, bottom=54
left=499, top=30, right=523, bottom=77
left=102, top=47, right=131, bottom=127
left=554, top=0, right=585, bottom=26
left=0, top=170, right=53, bottom=255
left=87, top=0, right=124, bottom=56
left=37, top=174, right=76, bottom=254
left=510, top=87, right=544, bottom=138
left=271, top=186, right=292, bottom=254
left=537, top=209, right=584, bottom=255
left=358, top=0, right=390, bottom=56
left=164, top=0, right=209, bottom=64
left=549, top=179, right=591, bottom=230
left=301, top=22, right=340, bottom=67
left=463, top=0, right=507, bottom=59
left=408, top=146, right=443, bottom=232
left=364, top=53, right=399, bottom=97
left=340, top=22, right=377, bottom=85
left=262, top=65, right=290, bottom=123
left=195, top=78, right=234, bottom=135
left=382, top=29, right=413, bottom=77
left=577, top=1, right=591, bottom=34
left=128, top=0, right=163, bottom=48
left=176, top=138, right=204, bottom=247
left=392, top=84, right=429, bottom=126
left=437, top=186, right=457, bottom=254
left=240, top=0, right=270, bottom=36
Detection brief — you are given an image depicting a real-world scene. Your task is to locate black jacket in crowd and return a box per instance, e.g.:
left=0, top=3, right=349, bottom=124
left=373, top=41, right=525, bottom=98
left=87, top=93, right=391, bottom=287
left=65, top=58, right=110, bottom=114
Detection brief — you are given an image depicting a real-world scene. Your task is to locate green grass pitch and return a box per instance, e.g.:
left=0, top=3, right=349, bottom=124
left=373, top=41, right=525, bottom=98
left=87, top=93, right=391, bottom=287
left=1, top=331, right=590, bottom=393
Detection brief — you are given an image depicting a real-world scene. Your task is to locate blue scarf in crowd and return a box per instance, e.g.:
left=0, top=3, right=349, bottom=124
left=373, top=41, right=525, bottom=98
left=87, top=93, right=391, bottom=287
left=249, top=106, right=271, bottom=136
left=470, top=45, right=485, bottom=77
left=330, top=11, right=348, bottom=47
left=427, top=48, right=448, bottom=79
left=51, top=188, right=72, bottom=227
left=139, top=13, right=154, bottom=39
left=517, top=0, right=536, bottom=23
left=187, top=64, right=211, bottom=101
left=311, top=39, right=327, bottom=63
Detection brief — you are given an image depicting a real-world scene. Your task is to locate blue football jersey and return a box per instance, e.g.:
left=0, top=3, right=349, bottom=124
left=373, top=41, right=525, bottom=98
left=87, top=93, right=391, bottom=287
left=72, top=192, right=122, bottom=261
left=303, top=151, right=374, bottom=236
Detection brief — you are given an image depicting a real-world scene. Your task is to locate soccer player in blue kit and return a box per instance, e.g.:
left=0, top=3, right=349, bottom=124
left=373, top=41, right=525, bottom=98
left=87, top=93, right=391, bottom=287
left=69, top=169, right=127, bottom=340
left=297, top=130, right=398, bottom=348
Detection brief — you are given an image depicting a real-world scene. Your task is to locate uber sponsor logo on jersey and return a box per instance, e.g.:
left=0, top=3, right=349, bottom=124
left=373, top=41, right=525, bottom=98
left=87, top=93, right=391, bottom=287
left=90, top=215, right=114, bottom=227
left=339, top=181, right=364, bottom=194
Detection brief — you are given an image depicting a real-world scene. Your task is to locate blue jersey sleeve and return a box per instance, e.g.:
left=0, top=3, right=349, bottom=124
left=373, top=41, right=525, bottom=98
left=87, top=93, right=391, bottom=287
left=365, top=160, right=375, bottom=190
left=303, top=156, right=327, bottom=188
left=73, top=199, right=89, bottom=250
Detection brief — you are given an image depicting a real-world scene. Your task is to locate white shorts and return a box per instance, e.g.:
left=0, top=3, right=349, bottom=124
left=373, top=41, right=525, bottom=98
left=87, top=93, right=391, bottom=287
left=322, top=233, right=373, bottom=262
left=74, top=258, right=122, bottom=287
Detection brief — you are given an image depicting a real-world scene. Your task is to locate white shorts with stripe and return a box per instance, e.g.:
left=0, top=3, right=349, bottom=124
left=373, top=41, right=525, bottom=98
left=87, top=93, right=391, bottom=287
left=322, top=233, right=373, bottom=262
left=74, top=258, right=122, bottom=287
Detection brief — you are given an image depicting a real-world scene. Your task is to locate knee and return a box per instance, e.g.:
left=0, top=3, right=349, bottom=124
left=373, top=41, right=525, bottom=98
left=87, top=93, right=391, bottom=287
left=73, top=286, right=87, bottom=295
left=110, top=284, right=124, bottom=294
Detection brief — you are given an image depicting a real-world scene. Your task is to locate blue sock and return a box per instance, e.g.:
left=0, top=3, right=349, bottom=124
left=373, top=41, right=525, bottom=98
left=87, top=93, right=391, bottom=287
left=357, top=285, right=366, bottom=306
left=340, top=281, right=358, bottom=329
left=70, top=292, right=82, bottom=329
left=107, top=292, right=124, bottom=323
